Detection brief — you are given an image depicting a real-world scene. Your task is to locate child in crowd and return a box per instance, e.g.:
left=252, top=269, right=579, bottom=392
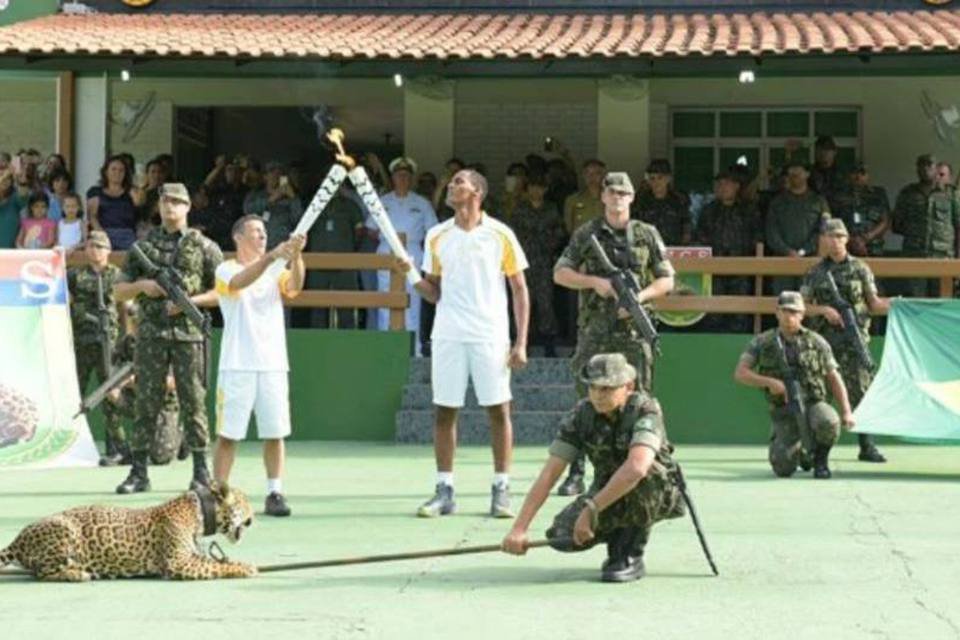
left=16, top=192, right=56, bottom=249
left=57, top=192, right=86, bottom=253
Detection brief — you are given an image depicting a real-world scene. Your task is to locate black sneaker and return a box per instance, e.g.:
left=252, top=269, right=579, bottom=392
left=557, top=473, right=585, bottom=496
left=490, top=484, right=514, bottom=518
left=265, top=492, right=291, bottom=517
left=858, top=446, right=887, bottom=463
left=417, top=483, right=456, bottom=517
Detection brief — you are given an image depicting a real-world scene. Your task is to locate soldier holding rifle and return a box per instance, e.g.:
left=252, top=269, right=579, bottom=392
left=552, top=172, right=675, bottom=496
left=734, top=292, right=855, bottom=479
left=113, top=183, right=222, bottom=494
left=68, top=230, right=129, bottom=466
left=800, top=219, right=891, bottom=463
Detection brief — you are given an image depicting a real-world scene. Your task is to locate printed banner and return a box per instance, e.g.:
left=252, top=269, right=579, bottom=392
left=656, top=246, right=713, bottom=327
left=853, top=299, right=960, bottom=440
left=0, top=249, right=99, bottom=468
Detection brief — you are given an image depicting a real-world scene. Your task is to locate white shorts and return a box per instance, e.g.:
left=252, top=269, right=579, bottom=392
left=432, top=340, right=512, bottom=408
left=216, top=370, right=291, bottom=440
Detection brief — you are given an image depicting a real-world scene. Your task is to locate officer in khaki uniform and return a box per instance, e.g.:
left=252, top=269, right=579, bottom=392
left=553, top=172, right=675, bottom=495
left=562, top=160, right=607, bottom=235
left=734, top=291, right=856, bottom=479
left=501, top=353, right=685, bottom=583
left=68, top=230, right=128, bottom=466
left=800, top=219, right=891, bottom=463
left=113, top=183, right=222, bottom=495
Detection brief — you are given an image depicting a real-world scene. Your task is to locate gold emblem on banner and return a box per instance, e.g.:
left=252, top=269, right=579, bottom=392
left=122, top=0, right=157, bottom=7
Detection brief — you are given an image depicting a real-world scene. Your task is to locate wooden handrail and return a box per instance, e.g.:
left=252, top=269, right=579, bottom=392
left=670, top=256, right=960, bottom=277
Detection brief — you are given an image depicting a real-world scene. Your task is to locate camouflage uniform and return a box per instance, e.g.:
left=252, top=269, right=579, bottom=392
left=545, top=391, right=685, bottom=553
left=694, top=199, right=761, bottom=332
left=801, top=255, right=878, bottom=409
left=739, top=327, right=841, bottom=477
left=892, top=182, right=960, bottom=297
left=121, top=226, right=222, bottom=455
left=630, top=191, right=692, bottom=246
left=830, top=185, right=890, bottom=258
left=555, top=217, right=674, bottom=395
left=512, top=200, right=565, bottom=342
left=810, top=163, right=843, bottom=205
left=68, top=263, right=125, bottom=449
left=112, top=332, right=182, bottom=464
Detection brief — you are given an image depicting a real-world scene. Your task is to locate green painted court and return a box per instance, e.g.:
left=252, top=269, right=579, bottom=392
left=1, top=442, right=958, bottom=639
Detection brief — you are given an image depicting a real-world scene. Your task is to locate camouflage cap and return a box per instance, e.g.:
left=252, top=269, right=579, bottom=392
left=580, top=353, right=637, bottom=388
left=821, top=218, right=849, bottom=236
left=87, top=230, right=111, bottom=250
left=645, top=158, right=672, bottom=175
left=916, top=154, right=937, bottom=167
left=602, top=172, right=635, bottom=194
left=159, top=182, right=190, bottom=203
left=777, top=291, right=806, bottom=313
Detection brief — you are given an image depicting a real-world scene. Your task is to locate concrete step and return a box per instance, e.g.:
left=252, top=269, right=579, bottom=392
left=401, top=383, right=576, bottom=412
left=406, top=357, right=573, bottom=385
left=395, top=410, right=563, bottom=445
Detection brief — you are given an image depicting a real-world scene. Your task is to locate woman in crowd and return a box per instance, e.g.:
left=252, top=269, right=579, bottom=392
left=87, top=155, right=142, bottom=250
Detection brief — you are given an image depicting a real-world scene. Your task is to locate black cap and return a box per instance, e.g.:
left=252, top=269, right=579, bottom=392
left=645, top=158, right=672, bottom=175
left=814, top=135, right=837, bottom=151
left=783, top=157, right=809, bottom=171
left=714, top=170, right=739, bottom=182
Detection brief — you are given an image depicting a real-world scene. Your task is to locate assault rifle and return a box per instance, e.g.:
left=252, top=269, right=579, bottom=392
left=824, top=271, right=874, bottom=370
left=129, top=244, right=211, bottom=337
left=588, top=234, right=660, bottom=353
left=74, top=361, right=133, bottom=418
left=82, top=273, right=115, bottom=382
left=775, top=333, right=815, bottom=459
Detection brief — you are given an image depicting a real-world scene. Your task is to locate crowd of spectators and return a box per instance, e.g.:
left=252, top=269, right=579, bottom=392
left=1, top=134, right=956, bottom=345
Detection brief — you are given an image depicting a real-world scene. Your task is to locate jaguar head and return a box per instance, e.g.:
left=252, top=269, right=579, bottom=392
left=212, top=482, right=254, bottom=544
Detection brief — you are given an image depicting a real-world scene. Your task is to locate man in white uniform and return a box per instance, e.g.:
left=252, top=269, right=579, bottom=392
left=213, top=214, right=305, bottom=517
left=407, top=169, right=530, bottom=519
left=367, top=157, right=438, bottom=354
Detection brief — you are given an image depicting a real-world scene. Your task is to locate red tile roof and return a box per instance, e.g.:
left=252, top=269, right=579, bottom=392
left=1, top=10, right=959, bottom=60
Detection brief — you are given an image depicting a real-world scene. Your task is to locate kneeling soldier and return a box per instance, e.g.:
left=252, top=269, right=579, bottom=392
left=501, top=353, right=685, bottom=582
left=734, top=291, right=855, bottom=479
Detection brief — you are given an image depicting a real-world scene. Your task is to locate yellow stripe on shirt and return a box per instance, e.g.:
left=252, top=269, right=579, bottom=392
left=498, top=231, right=520, bottom=276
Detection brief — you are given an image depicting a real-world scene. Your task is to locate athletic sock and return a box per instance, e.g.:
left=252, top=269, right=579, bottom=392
left=493, top=473, right=509, bottom=489
left=437, top=471, right=454, bottom=488
left=267, top=478, right=283, bottom=495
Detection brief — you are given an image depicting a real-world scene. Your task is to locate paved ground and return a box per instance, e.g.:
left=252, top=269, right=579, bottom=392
left=1, top=443, right=958, bottom=640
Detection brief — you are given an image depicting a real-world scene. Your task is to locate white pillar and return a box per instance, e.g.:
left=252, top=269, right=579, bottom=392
left=74, top=73, right=110, bottom=197
left=403, top=77, right=455, bottom=177
left=597, top=76, right=650, bottom=182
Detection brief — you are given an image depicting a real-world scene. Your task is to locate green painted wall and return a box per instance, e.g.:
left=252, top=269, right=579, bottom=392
left=85, top=332, right=887, bottom=445
left=653, top=333, right=885, bottom=445
left=0, top=0, right=57, bottom=26
left=85, top=329, right=412, bottom=443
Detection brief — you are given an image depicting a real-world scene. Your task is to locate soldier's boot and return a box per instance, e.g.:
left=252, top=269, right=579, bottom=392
left=557, top=455, right=586, bottom=496
left=601, top=528, right=646, bottom=583
left=857, top=434, right=887, bottom=463
left=813, top=445, right=833, bottom=480
left=99, top=436, right=124, bottom=467
left=115, top=452, right=151, bottom=494
left=177, top=439, right=190, bottom=461
left=189, top=451, right=211, bottom=491
left=798, top=449, right=814, bottom=472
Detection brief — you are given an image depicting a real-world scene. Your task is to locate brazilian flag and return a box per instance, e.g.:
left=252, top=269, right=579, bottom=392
left=854, top=299, right=960, bottom=440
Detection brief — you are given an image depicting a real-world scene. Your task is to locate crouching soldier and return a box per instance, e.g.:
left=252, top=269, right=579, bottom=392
left=501, top=353, right=685, bottom=582
left=733, top=291, right=855, bottom=479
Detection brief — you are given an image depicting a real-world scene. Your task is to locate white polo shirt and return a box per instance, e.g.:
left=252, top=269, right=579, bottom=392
left=215, top=259, right=296, bottom=372
left=421, top=213, right=528, bottom=345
